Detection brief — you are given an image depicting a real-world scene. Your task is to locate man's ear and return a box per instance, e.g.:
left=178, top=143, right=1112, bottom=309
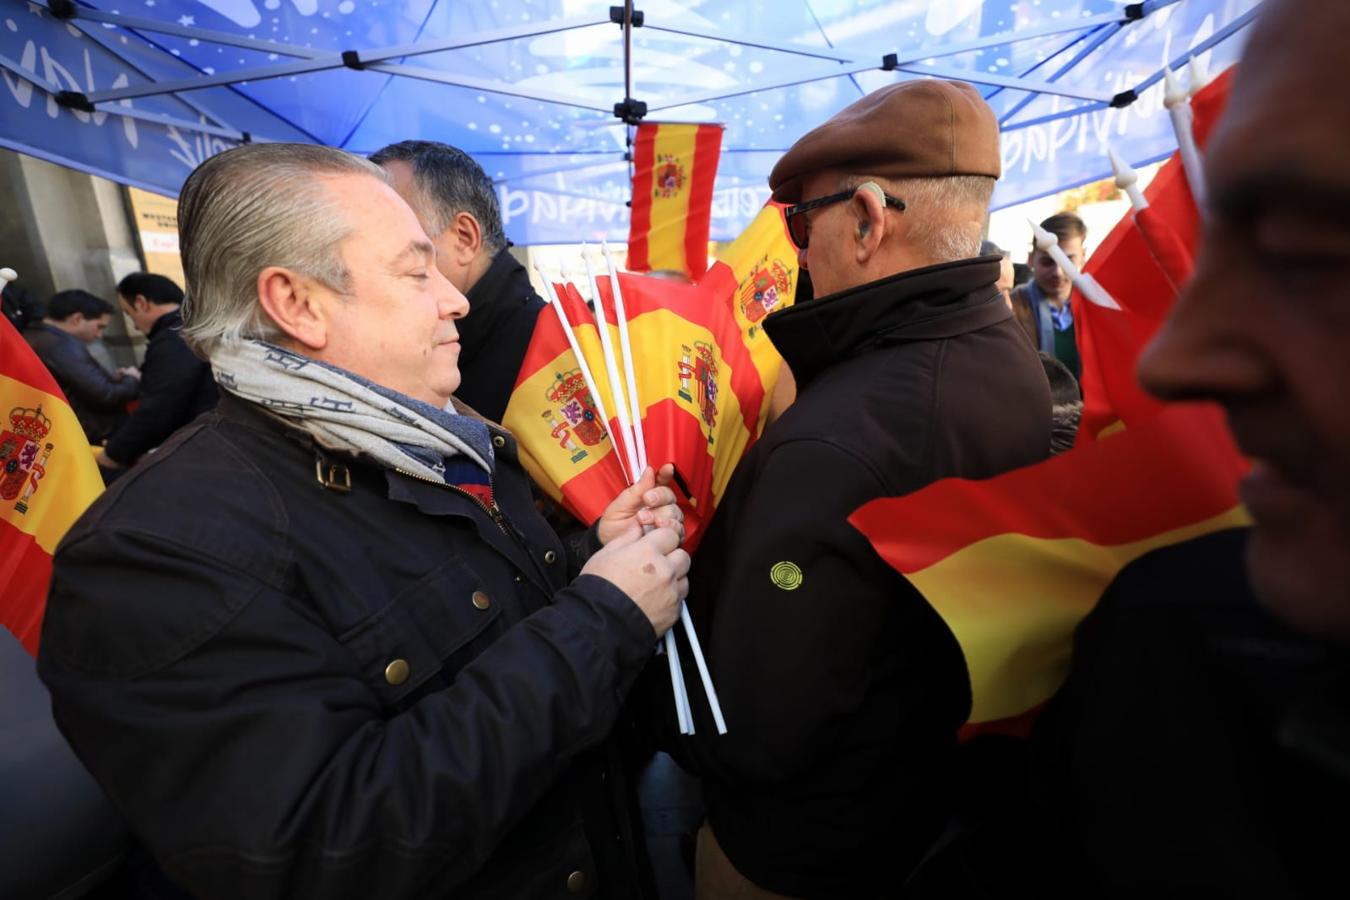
left=133, top=294, right=151, bottom=312
left=256, top=266, right=328, bottom=351
left=447, top=211, right=483, bottom=267
left=850, top=182, right=887, bottom=263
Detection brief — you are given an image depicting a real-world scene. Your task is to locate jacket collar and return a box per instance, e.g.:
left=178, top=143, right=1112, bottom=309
left=459, top=247, right=534, bottom=364
left=148, top=308, right=183, bottom=340
left=763, top=255, right=1011, bottom=388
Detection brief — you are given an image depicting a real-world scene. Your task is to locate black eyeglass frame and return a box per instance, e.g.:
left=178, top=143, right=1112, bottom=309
left=784, top=189, right=907, bottom=250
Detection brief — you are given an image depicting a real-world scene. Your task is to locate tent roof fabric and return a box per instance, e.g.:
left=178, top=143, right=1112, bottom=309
left=1, top=0, right=1262, bottom=244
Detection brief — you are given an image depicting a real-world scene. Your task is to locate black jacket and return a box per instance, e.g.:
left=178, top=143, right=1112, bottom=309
left=38, top=393, right=660, bottom=900
left=104, top=310, right=217, bottom=465
left=24, top=322, right=138, bottom=443
left=675, top=257, right=1053, bottom=898
left=457, top=248, right=547, bottom=423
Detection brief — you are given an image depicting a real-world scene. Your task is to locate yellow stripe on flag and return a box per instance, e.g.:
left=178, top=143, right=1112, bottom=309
left=911, top=505, right=1252, bottom=723
left=646, top=125, right=700, bottom=273
left=0, top=372, right=104, bottom=553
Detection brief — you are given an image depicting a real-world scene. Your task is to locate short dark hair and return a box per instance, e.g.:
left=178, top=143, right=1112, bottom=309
left=117, top=272, right=184, bottom=306
left=47, top=289, right=113, bottom=322
left=369, top=140, right=507, bottom=254
left=1037, top=211, right=1087, bottom=248
left=980, top=239, right=1009, bottom=259
left=1040, top=351, right=1082, bottom=406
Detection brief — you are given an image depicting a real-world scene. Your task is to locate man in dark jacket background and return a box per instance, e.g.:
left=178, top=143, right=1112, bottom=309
left=95, top=272, right=217, bottom=472
left=38, top=142, right=692, bottom=900
left=24, top=289, right=139, bottom=443
left=371, top=139, right=543, bottom=424
left=678, top=80, right=1052, bottom=899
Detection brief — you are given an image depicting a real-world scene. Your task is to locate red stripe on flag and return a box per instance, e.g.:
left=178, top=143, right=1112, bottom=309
left=0, top=524, right=53, bottom=656
left=627, top=124, right=658, bottom=273
left=682, top=124, right=723, bottom=280
left=850, top=404, right=1247, bottom=573
left=512, top=306, right=567, bottom=392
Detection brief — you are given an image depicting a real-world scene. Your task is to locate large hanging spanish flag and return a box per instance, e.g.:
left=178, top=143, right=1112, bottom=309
left=628, top=122, right=723, bottom=281
left=851, top=404, right=1249, bottom=727
left=1, top=316, right=103, bottom=655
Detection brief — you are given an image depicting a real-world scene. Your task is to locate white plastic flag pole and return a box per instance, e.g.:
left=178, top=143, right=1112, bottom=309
left=1187, top=56, right=1212, bottom=98
left=1029, top=219, right=1121, bottom=311
left=581, top=245, right=642, bottom=484
left=1107, top=146, right=1149, bottom=213
left=571, top=253, right=694, bottom=734
left=1163, top=65, right=1207, bottom=211
left=601, top=243, right=727, bottom=735
left=0, top=268, right=16, bottom=285
left=600, top=241, right=648, bottom=469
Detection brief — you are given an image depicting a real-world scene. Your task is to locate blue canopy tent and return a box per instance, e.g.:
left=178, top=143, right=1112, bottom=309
left=0, top=0, right=1261, bottom=245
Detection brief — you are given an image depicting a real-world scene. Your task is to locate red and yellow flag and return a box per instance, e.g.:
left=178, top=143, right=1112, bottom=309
left=628, top=122, right=723, bottom=281
left=851, top=405, right=1249, bottom=726
left=1075, top=69, right=1234, bottom=442
left=1, top=316, right=103, bottom=655
left=505, top=202, right=799, bottom=549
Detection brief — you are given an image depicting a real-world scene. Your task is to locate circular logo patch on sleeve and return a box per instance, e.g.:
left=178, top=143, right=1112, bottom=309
left=770, top=561, right=804, bottom=590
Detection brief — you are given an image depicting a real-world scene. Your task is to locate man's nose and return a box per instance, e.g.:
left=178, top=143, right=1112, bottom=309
left=435, top=271, right=469, bottom=320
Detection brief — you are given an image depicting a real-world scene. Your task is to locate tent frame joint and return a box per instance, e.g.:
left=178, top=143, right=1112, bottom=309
left=55, top=90, right=94, bottom=114
left=881, top=52, right=898, bottom=71
left=46, top=0, right=76, bottom=21
left=614, top=97, right=647, bottom=124
left=610, top=6, right=644, bottom=28
left=341, top=50, right=366, bottom=71
left=1123, top=3, right=1146, bottom=21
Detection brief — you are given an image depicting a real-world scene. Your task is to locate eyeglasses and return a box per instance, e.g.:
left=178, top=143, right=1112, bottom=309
left=784, top=188, right=906, bottom=250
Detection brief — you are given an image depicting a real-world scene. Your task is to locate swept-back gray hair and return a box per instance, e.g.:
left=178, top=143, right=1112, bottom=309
left=368, top=140, right=507, bottom=254
left=841, top=173, right=996, bottom=264
left=178, top=143, right=386, bottom=356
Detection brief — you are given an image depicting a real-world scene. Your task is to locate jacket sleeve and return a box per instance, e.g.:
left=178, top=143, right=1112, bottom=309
left=103, top=336, right=204, bottom=464
left=47, top=340, right=139, bottom=412
left=38, top=528, right=657, bottom=900
left=675, top=438, right=926, bottom=783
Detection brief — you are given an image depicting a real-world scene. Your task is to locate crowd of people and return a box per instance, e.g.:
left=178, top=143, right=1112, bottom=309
left=13, top=0, right=1347, bottom=897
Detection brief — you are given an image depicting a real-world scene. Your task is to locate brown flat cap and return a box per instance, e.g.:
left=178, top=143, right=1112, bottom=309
left=769, top=79, right=1001, bottom=203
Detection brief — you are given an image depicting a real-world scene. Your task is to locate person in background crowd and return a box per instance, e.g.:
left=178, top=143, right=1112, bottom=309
left=1010, top=212, right=1085, bottom=379
left=23, top=289, right=139, bottom=444
left=39, top=142, right=690, bottom=900
left=981, top=239, right=1015, bottom=309
left=96, top=272, right=218, bottom=472
left=675, top=79, right=1051, bottom=900
left=370, top=140, right=542, bottom=424
left=2, top=275, right=42, bottom=332
left=1040, top=352, right=1082, bottom=454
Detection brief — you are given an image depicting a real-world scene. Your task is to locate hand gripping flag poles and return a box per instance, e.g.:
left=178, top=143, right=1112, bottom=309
left=533, top=250, right=728, bottom=736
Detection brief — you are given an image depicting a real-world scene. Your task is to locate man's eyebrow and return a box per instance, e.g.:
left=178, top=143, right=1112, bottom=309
left=392, top=240, right=436, bottom=263
left=1213, top=173, right=1350, bottom=224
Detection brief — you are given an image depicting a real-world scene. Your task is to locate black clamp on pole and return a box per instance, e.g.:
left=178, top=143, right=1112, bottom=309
left=341, top=50, right=365, bottom=70
left=609, top=6, right=645, bottom=27
left=1111, top=89, right=1139, bottom=109
left=1123, top=4, right=1146, bottom=21
left=48, top=0, right=77, bottom=20
left=55, top=90, right=95, bottom=113
left=614, top=97, right=647, bottom=125
left=881, top=52, right=899, bottom=71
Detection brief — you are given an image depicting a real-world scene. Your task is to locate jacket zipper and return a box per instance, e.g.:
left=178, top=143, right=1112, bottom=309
left=393, top=467, right=509, bottom=535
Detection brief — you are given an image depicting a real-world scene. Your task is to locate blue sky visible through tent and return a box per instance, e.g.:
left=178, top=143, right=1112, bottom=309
left=0, top=0, right=1261, bottom=244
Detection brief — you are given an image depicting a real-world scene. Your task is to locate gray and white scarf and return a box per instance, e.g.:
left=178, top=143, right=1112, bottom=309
left=210, top=339, right=493, bottom=481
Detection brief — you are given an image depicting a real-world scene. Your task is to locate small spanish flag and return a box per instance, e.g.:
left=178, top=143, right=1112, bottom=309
left=1, top=316, right=103, bottom=655
left=628, top=122, right=723, bottom=281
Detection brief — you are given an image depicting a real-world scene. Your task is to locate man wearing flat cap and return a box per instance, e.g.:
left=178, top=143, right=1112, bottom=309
left=671, top=80, right=1052, bottom=898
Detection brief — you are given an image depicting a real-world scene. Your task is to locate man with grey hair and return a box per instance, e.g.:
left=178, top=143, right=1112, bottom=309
left=38, top=142, right=692, bottom=900
left=370, top=140, right=542, bottom=423
left=672, top=80, right=1051, bottom=898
